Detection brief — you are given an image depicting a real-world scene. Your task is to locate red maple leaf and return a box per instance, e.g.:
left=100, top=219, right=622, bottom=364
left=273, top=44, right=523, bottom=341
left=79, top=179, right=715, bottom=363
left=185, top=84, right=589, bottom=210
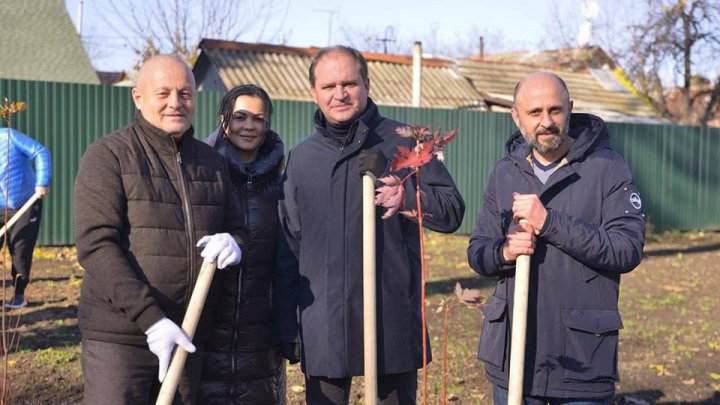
left=395, top=125, right=430, bottom=140
left=375, top=175, right=405, bottom=219
left=435, top=129, right=458, bottom=149
left=400, top=209, right=417, bottom=218
left=454, top=282, right=486, bottom=308
left=378, top=125, right=458, bottom=220
left=390, top=143, right=435, bottom=172
left=395, top=126, right=415, bottom=138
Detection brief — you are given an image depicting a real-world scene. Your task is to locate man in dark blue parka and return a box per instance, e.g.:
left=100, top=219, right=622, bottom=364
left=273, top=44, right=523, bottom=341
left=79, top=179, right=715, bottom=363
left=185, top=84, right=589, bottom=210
left=467, top=72, right=645, bottom=404
left=274, top=45, right=465, bottom=404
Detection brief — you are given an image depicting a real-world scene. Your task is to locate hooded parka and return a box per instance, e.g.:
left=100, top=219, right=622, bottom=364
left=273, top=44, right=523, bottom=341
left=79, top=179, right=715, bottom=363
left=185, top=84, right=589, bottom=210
left=275, top=99, right=465, bottom=378
left=467, top=113, right=645, bottom=399
left=199, top=128, right=286, bottom=403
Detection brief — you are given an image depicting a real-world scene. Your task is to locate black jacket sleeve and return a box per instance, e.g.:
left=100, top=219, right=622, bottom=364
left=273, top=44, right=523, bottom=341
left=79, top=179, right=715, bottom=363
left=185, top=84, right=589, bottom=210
left=539, top=157, right=645, bottom=273
left=467, top=167, right=515, bottom=278
left=273, top=152, right=301, bottom=343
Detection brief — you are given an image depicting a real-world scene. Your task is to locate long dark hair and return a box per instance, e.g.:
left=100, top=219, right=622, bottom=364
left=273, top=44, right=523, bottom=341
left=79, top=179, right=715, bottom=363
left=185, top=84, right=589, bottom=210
left=217, top=84, right=274, bottom=134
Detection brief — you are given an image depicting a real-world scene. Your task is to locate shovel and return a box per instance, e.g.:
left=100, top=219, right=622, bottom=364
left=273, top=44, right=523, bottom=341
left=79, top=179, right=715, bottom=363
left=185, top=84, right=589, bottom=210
left=508, top=220, right=531, bottom=405
left=155, top=259, right=217, bottom=405
left=362, top=173, right=378, bottom=405
left=0, top=192, right=42, bottom=237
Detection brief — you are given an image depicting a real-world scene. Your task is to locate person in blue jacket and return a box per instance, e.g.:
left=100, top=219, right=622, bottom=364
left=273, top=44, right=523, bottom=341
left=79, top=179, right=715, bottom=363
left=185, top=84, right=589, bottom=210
left=467, top=72, right=645, bottom=404
left=274, top=45, right=465, bottom=404
left=0, top=127, right=51, bottom=309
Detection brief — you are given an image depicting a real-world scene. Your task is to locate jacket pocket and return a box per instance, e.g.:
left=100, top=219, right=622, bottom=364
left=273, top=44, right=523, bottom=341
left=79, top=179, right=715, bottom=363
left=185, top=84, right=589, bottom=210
left=478, top=295, right=508, bottom=370
left=561, top=308, right=623, bottom=382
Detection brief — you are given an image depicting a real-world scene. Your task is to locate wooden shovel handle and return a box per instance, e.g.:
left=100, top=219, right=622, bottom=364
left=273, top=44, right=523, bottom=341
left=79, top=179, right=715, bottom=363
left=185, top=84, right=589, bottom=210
left=0, top=192, right=42, bottom=236
left=362, top=174, right=378, bottom=405
left=508, top=220, right=531, bottom=405
left=155, top=259, right=217, bottom=405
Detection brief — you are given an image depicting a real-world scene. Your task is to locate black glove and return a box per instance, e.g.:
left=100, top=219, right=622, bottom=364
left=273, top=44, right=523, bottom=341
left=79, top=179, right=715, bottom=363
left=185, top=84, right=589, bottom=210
left=278, top=342, right=301, bottom=364
left=357, top=149, right=388, bottom=177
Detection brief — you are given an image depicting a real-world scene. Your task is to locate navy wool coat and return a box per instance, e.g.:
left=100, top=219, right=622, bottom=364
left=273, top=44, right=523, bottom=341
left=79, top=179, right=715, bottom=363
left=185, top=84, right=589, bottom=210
left=275, top=100, right=465, bottom=378
left=467, top=113, right=645, bottom=399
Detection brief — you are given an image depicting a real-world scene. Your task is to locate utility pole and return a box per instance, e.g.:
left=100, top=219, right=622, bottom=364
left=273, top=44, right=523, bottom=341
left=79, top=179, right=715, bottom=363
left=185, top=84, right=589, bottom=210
left=312, top=8, right=339, bottom=46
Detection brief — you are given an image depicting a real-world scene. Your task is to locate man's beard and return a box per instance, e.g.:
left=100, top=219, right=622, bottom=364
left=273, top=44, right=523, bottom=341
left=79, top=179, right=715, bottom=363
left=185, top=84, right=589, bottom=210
left=520, top=116, right=571, bottom=154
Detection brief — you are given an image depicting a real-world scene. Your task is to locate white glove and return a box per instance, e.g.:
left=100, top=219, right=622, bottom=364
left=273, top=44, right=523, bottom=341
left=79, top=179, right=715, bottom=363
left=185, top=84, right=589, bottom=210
left=196, top=233, right=242, bottom=269
left=144, top=317, right=196, bottom=382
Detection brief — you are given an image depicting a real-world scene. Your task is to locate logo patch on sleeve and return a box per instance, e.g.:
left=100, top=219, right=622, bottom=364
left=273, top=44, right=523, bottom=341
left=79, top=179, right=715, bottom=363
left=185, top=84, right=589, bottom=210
left=630, top=192, right=642, bottom=210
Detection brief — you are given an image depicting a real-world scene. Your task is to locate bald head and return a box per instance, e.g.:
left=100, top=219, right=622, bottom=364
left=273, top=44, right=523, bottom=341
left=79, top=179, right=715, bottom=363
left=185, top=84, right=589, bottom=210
left=513, top=72, right=570, bottom=107
left=135, top=55, right=195, bottom=90
left=511, top=71, right=574, bottom=161
left=132, top=54, right=196, bottom=138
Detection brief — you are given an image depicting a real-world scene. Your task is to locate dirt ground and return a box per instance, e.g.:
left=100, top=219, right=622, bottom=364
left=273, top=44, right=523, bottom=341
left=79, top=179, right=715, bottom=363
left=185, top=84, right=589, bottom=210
left=2, top=231, right=719, bottom=404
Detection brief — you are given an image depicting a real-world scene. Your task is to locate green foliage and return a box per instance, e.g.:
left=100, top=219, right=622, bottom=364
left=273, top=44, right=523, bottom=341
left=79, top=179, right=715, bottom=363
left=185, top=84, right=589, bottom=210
left=34, top=347, right=79, bottom=366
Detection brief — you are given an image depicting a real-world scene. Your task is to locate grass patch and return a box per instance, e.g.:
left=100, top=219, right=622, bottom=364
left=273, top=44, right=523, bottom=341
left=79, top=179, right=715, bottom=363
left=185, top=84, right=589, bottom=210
left=35, top=347, right=79, bottom=366
left=637, top=292, right=687, bottom=310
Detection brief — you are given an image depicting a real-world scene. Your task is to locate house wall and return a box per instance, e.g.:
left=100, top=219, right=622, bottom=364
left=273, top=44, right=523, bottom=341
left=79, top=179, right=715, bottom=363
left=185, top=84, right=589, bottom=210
left=194, top=56, right=227, bottom=93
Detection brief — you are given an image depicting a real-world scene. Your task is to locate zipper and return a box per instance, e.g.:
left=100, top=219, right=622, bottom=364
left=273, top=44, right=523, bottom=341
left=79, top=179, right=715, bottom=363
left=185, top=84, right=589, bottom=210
left=230, top=267, right=242, bottom=395
left=173, top=146, right=197, bottom=307
left=230, top=180, right=249, bottom=393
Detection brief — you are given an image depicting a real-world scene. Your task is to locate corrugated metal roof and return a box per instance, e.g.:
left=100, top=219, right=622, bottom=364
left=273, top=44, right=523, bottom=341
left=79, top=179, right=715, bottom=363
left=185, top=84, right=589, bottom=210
left=457, top=58, right=664, bottom=123
left=478, top=46, right=617, bottom=72
left=196, top=39, right=484, bottom=109
left=0, top=0, right=99, bottom=84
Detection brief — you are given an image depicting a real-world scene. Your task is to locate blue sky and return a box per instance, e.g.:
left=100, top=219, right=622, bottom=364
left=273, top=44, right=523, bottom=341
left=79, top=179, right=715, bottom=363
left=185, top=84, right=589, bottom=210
left=64, top=0, right=588, bottom=71
left=258, top=0, right=555, bottom=48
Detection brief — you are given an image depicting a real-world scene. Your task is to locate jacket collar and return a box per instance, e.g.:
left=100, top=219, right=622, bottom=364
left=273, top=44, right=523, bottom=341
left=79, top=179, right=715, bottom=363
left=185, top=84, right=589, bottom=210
left=133, top=110, right=195, bottom=155
left=207, top=126, right=285, bottom=178
left=506, top=113, right=610, bottom=164
left=313, top=98, right=382, bottom=148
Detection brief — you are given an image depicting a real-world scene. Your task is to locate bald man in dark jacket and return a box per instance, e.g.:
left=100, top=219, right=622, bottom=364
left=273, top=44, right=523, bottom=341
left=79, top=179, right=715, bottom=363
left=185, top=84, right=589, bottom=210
left=75, top=55, right=245, bottom=404
left=468, top=72, right=645, bottom=404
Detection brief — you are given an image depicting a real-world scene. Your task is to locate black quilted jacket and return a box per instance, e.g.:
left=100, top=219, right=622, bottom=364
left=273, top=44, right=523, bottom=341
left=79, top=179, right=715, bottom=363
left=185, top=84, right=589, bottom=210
left=199, top=128, right=286, bottom=404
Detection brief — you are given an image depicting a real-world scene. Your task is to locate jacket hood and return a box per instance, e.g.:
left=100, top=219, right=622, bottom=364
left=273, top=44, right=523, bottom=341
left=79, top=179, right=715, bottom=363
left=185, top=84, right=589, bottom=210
left=506, top=113, right=611, bottom=163
left=206, top=125, right=285, bottom=177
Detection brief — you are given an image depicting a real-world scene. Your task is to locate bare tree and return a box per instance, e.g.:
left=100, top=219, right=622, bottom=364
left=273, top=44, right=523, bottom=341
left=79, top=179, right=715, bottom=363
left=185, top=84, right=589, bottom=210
left=540, top=0, right=581, bottom=49
left=544, top=0, right=720, bottom=125
left=541, top=0, right=634, bottom=54
left=91, top=0, right=288, bottom=69
left=625, top=0, right=720, bottom=125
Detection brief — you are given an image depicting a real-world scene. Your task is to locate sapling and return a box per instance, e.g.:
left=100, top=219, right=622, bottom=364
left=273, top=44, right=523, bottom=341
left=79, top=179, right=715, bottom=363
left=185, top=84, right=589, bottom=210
left=0, top=97, right=28, bottom=404
left=374, top=124, right=458, bottom=405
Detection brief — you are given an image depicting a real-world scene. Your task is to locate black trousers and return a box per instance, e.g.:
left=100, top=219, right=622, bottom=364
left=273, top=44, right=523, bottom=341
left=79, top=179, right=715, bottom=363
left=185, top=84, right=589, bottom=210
left=305, top=370, right=418, bottom=405
left=81, top=338, right=204, bottom=405
left=0, top=199, right=42, bottom=296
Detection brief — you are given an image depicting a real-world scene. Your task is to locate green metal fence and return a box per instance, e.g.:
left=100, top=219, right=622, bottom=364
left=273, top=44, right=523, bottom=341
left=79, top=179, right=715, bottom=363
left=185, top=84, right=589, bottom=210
left=1, top=78, right=718, bottom=245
